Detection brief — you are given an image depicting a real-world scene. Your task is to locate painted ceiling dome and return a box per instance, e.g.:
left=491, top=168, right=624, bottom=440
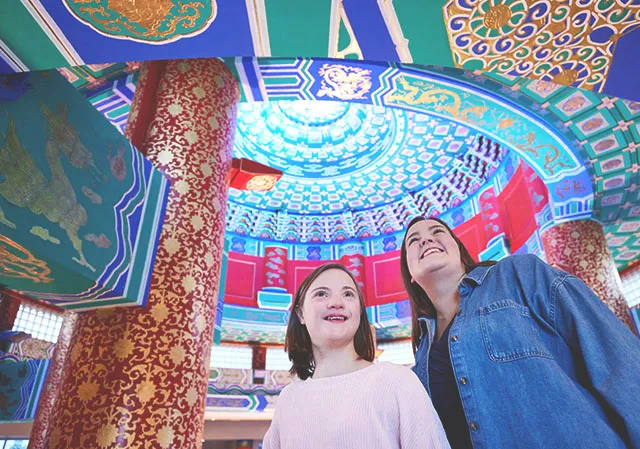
left=227, top=100, right=507, bottom=242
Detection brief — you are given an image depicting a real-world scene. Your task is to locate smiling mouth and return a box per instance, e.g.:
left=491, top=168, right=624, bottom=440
left=324, top=315, right=348, bottom=322
left=420, top=248, right=443, bottom=260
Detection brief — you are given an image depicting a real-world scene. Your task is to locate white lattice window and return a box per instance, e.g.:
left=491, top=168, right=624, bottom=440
left=12, top=304, right=63, bottom=344
left=209, top=344, right=253, bottom=369
left=377, top=340, right=415, bottom=366
left=621, top=268, right=640, bottom=308
left=266, top=347, right=291, bottom=371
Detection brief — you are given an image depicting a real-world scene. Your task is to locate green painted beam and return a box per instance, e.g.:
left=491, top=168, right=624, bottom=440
left=0, top=3, right=67, bottom=70
left=393, top=0, right=454, bottom=67
left=265, top=0, right=333, bottom=57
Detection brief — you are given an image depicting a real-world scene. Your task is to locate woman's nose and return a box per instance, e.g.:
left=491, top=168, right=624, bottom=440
left=328, top=296, right=345, bottom=308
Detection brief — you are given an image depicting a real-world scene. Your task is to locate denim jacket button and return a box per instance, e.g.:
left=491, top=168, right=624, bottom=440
left=470, top=422, right=479, bottom=431
left=460, top=377, right=468, bottom=385
left=451, top=335, right=459, bottom=342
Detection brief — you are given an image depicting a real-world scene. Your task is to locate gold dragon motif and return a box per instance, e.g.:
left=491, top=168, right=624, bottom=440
left=388, top=76, right=488, bottom=125
left=0, top=104, right=100, bottom=272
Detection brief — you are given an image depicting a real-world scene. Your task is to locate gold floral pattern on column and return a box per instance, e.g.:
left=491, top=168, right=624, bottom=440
left=541, top=219, right=634, bottom=331
left=31, top=59, right=239, bottom=449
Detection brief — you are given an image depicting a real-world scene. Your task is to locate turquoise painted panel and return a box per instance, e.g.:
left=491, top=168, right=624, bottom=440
left=0, top=71, right=169, bottom=310
left=0, top=358, right=49, bottom=421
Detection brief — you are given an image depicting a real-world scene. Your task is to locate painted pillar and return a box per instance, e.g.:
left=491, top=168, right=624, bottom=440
left=213, top=239, right=230, bottom=345
left=28, top=311, right=77, bottom=448
left=338, top=243, right=366, bottom=295
left=478, top=187, right=510, bottom=261
left=257, top=246, right=291, bottom=309
left=541, top=219, right=635, bottom=331
left=264, top=246, right=288, bottom=291
left=251, top=344, right=267, bottom=384
left=29, top=59, right=239, bottom=449
left=521, top=163, right=550, bottom=217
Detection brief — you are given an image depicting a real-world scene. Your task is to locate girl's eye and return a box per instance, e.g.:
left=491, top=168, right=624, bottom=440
left=408, top=237, right=418, bottom=245
left=313, top=291, right=328, bottom=299
left=434, top=229, right=444, bottom=234
left=344, top=291, right=355, bottom=298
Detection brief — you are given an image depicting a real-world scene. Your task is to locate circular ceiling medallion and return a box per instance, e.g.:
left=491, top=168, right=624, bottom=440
left=230, top=101, right=485, bottom=218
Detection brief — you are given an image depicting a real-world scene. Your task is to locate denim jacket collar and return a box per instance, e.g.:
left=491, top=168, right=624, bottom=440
left=416, top=264, right=495, bottom=341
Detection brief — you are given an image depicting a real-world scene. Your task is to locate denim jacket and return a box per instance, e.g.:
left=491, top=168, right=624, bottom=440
left=413, top=254, right=640, bottom=449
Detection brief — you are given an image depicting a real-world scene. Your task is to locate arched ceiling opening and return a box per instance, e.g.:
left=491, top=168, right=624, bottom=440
left=79, top=57, right=640, bottom=268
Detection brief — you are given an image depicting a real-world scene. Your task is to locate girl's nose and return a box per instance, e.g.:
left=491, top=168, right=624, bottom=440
left=328, top=296, right=345, bottom=308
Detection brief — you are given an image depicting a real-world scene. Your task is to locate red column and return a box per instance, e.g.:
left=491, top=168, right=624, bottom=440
left=29, top=59, right=239, bottom=449
left=28, top=312, right=77, bottom=448
left=479, top=187, right=505, bottom=242
left=251, top=344, right=267, bottom=384
left=264, top=246, right=288, bottom=291
left=339, top=243, right=366, bottom=294
left=541, top=219, right=635, bottom=331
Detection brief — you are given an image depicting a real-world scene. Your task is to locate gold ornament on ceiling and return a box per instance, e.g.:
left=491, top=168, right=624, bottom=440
left=64, top=0, right=217, bottom=43
left=444, top=0, right=640, bottom=91
left=483, top=5, right=512, bottom=29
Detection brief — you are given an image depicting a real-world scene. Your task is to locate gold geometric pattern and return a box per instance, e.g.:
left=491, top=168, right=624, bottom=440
left=444, top=0, right=640, bottom=91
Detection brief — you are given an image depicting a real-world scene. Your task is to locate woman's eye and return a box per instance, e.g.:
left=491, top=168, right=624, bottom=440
left=344, top=292, right=355, bottom=298
left=314, top=291, right=327, bottom=298
left=434, top=229, right=444, bottom=234
left=408, top=237, right=418, bottom=245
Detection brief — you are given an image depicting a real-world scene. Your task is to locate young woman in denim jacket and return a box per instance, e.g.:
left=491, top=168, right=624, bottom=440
left=401, top=216, right=640, bottom=449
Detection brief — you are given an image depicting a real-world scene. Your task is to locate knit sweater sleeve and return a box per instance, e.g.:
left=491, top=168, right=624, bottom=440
left=391, top=365, right=451, bottom=449
left=262, top=418, right=280, bottom=449
left=263, top=385, right=290, bottom=449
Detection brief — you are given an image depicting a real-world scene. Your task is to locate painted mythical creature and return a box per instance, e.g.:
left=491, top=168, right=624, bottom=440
left=389, top=76, right=487, bottom=124
left=0, top=104, right=99, bottom=272
left=510, top=131, right=566, bottom=176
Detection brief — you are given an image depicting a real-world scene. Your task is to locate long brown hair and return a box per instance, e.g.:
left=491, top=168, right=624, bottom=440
left=400, top=216, right=497, bottom=353
left=285, top=263, right=375, bottom=380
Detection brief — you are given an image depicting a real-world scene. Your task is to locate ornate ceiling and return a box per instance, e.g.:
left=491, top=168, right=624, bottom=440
left=78, top=57, right=640, bottom=269
left=1, top=1, right=638, bottom=101
left=227, top=100, right=505, bottom=241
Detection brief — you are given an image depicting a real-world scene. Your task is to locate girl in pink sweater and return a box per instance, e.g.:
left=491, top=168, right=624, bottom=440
left=263, top=263, right=450, bottom=449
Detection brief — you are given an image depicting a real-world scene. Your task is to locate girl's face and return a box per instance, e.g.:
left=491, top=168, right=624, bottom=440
left=404, top=219, right=464, bottom=284
left=297, top=269, right=362, bottom=351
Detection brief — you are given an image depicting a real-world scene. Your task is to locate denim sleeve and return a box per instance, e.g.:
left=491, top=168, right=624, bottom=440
left=552, top=274, right=640, bottom=448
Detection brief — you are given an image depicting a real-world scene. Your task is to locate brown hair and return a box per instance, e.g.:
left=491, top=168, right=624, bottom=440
left=285, top=263, right=375, bottom=380
left=400, top=216, right=497, bottom=353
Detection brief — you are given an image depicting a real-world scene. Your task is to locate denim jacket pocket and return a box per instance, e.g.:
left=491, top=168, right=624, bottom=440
left=480, top=300, right=553, bottom=362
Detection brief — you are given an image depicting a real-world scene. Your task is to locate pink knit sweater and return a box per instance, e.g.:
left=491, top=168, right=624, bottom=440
left=263, top=362, right=451, bottom=449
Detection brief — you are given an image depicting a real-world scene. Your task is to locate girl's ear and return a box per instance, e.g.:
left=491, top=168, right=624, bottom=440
left=296, top=308, right=305, bottom=325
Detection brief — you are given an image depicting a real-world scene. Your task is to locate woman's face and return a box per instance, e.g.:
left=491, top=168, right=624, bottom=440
left=297, top=269, right=362, bottom=351
left=404, top=219, right=464, bottom=284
